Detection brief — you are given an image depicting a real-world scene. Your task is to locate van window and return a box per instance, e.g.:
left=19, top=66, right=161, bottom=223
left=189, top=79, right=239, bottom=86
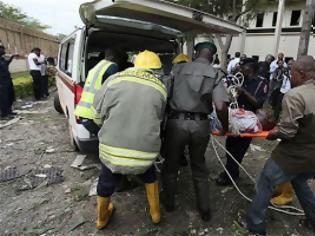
left=66, top=40, right=75, bottom=76
left=59, top=39, right=75, bottom=76
left=59, top=44, right=68, bottom=72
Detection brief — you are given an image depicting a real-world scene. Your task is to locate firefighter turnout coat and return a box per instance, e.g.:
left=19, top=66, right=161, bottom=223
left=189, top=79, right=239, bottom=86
left=92, top=67, right=167, bottom=174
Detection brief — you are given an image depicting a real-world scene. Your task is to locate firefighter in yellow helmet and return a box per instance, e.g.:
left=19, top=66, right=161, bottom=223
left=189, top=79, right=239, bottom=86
left=92, top=50, right=167, bottom=230
left=172, top=53, right=191, bottom=65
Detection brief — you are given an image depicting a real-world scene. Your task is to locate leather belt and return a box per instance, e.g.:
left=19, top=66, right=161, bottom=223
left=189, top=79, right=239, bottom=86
left=168, top=111, right=208, bottom=120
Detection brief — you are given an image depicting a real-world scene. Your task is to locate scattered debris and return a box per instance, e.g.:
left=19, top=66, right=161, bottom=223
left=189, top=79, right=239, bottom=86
left=250, top=144, right=265, bottom=152
left=0, top=166, right=23, bottom=182
left=68, top=214, right=87, bottom=232
left=0, top=117, right=21, bottom=129
left=89, top=178, right=98, bottom=196
left=45, top=147, right=55, bottom=153
left=70, top=155, right=98, bottom=171
left=17, top=167, right=64, bottom=191
left=21, top=104, right=34, bottom=109
left=221, top=186, right=234, bottom=194
left=71, top=155, right=86, bottom=169
left=216, top=227, right=224, bottom=234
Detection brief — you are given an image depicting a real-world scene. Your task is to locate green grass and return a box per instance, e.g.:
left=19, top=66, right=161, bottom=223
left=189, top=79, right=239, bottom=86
left=12, top=71, right=55, bottom=98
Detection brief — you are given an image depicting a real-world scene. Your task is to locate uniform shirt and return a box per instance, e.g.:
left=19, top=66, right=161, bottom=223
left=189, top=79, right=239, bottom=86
left=168, top=57, right=229, bottom=114
left=28, top=53, right=41, bottom=71
left=102, top=64, right=118, bottom=83
left=0, top=56, right=11, bottom=83
left=238, top=76, right=268, bottom=112
left=271, top=79, right=315, bottom=173
left=257, top=61, right=270, bottom=80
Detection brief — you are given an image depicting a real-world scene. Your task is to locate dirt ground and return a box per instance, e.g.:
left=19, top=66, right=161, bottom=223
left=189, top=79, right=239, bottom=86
left=0, top=91, right=314, bottom=236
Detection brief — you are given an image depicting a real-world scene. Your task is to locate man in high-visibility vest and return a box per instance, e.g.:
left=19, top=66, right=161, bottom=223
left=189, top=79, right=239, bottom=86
left=92, top=50, right=167, bottom=230
left=75, top=49, right=121, bottom=134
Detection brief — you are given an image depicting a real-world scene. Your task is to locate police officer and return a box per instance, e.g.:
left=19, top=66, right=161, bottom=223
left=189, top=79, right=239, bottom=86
left=0, top=45, right=18, bottom=119
left=161, top=42, right=229, bottom=221
left=216, top=58, right=268, bottom=186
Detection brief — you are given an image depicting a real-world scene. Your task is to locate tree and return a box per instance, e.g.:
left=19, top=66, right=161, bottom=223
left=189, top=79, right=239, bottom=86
left=0, top=1, right=50, bottom=31
left=297, top=0, right=315, bottom=58
left=165, top=0, right=275, bottom=69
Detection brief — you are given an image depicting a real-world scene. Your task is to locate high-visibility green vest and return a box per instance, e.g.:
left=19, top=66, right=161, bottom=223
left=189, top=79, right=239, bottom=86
left=75, top=60, right=114, bottom=119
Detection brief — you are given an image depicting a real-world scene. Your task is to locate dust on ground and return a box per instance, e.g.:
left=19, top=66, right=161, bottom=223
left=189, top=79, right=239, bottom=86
left=0, top=92, right=313, bottom=236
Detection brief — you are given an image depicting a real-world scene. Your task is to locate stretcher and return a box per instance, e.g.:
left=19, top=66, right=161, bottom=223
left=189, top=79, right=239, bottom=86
left=211, top=130, right=270, bottom=138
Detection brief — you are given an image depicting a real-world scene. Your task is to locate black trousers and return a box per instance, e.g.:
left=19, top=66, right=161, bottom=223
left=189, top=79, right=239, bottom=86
left=81, top=118, right=100, bottom=135
left=162, top=119, right=210, bottom=180
left=97, top=163, right=156, bottom=197
left=270, top=89, right=284, bottom=121
left=0, top=80, right=10, bottom=117
left=225, top=136, right=252, bottom=178
left=30, top=70, right=42, bottom=100
left=161, top=119, right=210, bottom=212
left=41, top=75, right=49, bottom=96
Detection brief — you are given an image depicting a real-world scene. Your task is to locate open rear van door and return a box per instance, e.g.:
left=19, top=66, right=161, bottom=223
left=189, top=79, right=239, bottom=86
left=79, top=0, right=243, bottom=37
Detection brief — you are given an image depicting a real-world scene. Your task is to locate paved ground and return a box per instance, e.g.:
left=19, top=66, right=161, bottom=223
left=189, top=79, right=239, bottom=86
left=0, top=92, right=313, bottom=236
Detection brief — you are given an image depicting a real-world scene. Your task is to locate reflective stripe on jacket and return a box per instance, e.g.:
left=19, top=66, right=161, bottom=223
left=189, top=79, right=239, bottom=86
left=92, top=68, right=167, bottom=174
left=75, top=60, right=114, bottom=119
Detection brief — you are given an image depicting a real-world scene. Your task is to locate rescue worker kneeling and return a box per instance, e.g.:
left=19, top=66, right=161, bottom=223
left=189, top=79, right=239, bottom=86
left=92, top=50, right=167, bottom=229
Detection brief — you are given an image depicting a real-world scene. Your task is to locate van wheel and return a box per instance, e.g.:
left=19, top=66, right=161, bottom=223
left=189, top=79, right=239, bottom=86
left=54, top=94, right=63, bottom=114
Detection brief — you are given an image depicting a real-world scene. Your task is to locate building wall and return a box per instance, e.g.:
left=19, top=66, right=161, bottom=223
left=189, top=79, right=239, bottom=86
left=217, top=0, right=315, bottom=61
left=0, top=17, right=60, bottom=73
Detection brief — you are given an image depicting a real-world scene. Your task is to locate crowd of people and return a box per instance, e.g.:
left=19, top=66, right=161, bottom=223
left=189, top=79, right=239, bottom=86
left=73, top=40, right=315, bottom=236
left=0, top=45, right=55, bottom=120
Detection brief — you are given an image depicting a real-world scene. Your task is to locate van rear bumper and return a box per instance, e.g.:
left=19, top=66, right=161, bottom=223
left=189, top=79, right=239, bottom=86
left=76, top=137, right=99, bottom=154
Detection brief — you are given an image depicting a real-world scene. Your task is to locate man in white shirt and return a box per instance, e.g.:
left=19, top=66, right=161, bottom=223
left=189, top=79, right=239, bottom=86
left=227, top=52, right=241, bottom=74
left=269, top=52, right=288, bottom=79
left=28, top=48, right=43, bottom=100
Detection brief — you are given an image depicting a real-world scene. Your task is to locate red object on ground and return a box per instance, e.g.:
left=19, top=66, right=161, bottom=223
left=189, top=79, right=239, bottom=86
left=212, top=131, right=270, bottom=138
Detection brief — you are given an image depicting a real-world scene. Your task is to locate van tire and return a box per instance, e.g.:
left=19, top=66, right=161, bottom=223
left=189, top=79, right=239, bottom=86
left=54, top=94, right=63, bottom=114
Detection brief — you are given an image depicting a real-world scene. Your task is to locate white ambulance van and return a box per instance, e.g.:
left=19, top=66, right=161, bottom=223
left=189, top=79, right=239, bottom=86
left=54, top=0, right=242, bottom=153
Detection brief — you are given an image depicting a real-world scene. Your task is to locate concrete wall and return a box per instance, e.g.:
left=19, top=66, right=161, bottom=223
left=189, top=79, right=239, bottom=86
left=0, top=17, right=60, bottom=73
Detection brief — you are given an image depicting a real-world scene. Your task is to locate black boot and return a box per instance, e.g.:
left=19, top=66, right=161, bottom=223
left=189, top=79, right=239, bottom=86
left=193, top=179, right=211, bottom=221
left=161, top=174, right=177, bottom=212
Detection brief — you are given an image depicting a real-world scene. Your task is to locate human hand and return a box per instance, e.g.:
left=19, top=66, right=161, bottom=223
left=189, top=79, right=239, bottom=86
left=237, top=87, right=246, bottom=95
left=266, top=127, right=279, bottom=140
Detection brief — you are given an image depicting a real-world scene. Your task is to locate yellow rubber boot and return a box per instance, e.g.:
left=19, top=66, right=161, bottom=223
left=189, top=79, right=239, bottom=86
left=96, top=196, right=114, bottom=230
left=145, top=182, right=161, bottom=224
left=271, top=182, right=294, bottom=205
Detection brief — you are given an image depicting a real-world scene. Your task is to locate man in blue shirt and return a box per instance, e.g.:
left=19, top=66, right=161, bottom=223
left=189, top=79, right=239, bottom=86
left=216, top=58, right=269, bottom=186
